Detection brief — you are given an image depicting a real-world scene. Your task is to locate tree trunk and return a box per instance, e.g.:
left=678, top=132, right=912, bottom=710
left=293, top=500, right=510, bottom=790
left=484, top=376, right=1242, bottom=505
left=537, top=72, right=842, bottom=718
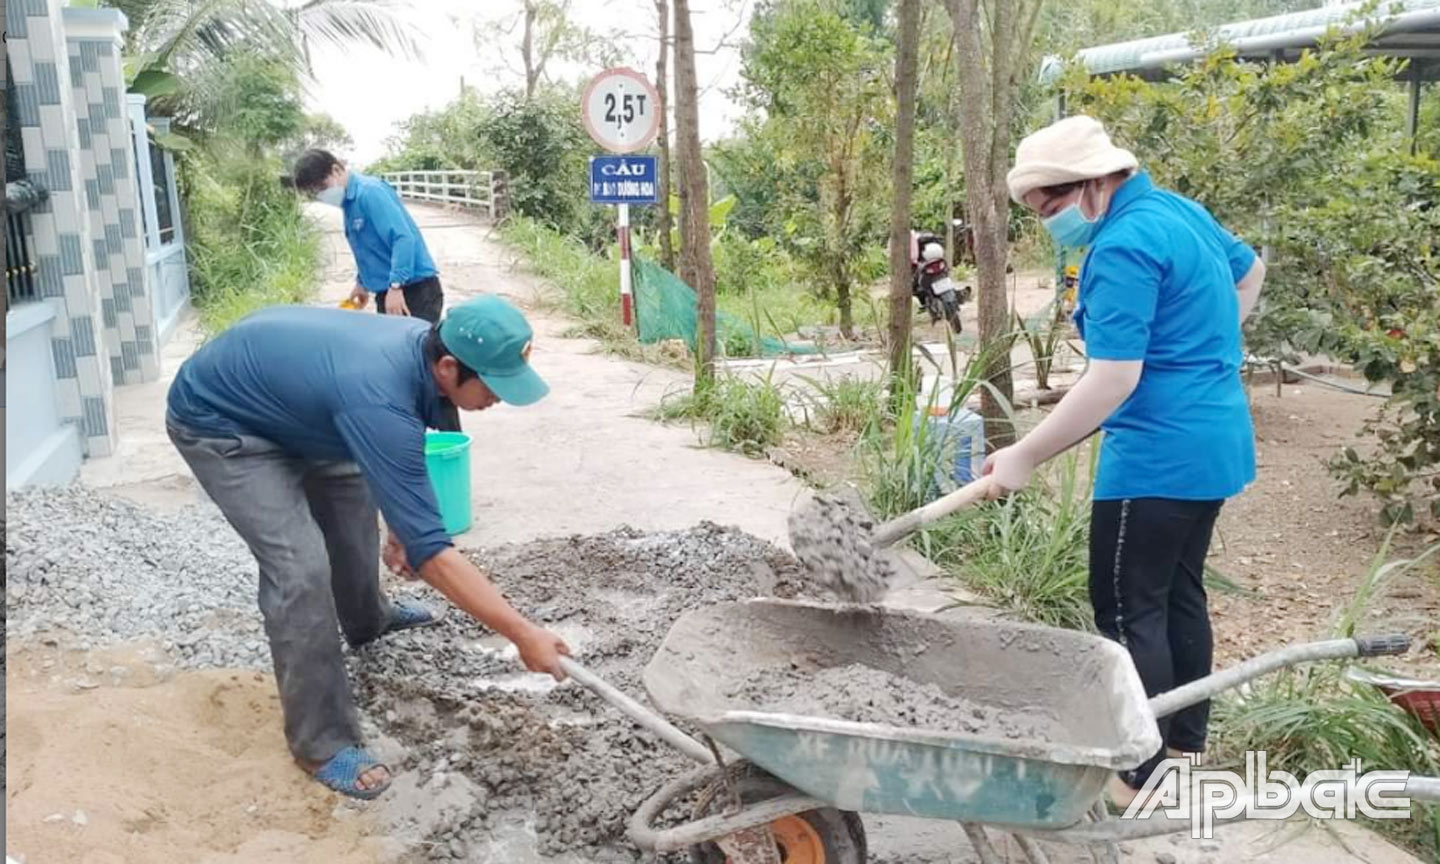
left=828, top=172, right=856, bottom=340
left=673, top=0, right=716, bottom=382
left=522, top=0, right=539, bottom=101
left=888, top=0, right=922, bottom=389
left=948, top=0, right=1018, bottom=446
left=654, top=0, right=676, bottom=272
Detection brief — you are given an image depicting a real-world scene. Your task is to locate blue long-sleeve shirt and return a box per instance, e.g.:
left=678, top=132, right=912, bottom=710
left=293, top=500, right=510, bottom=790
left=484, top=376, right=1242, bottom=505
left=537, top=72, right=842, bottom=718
left=342, top=172, right=438, bottom=291
left=167, top=307, right=453, bottom=569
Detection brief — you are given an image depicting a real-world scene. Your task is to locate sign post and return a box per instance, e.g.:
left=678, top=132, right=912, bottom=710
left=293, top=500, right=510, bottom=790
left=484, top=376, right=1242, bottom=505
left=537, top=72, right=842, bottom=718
left=582, top=68, right=661, bottom=328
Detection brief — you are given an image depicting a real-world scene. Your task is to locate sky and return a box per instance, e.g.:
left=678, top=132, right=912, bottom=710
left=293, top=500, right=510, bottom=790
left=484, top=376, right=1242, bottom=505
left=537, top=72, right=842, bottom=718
left=305, top=0, right=756, bottom=166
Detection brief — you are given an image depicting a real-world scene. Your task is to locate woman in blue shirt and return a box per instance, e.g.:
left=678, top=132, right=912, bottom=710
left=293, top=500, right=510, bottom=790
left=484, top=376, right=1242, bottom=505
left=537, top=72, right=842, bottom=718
left=990, top=115, right=1266, bottom=805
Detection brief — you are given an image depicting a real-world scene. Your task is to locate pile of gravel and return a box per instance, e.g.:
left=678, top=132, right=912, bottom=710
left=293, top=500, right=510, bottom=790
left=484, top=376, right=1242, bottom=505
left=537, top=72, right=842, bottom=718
left=5, top=486, right=268, bottom=669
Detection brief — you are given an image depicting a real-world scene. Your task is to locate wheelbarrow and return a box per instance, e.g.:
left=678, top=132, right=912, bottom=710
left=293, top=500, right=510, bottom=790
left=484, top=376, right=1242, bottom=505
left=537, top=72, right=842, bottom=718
left=561, top=599, right=1440, bottom=864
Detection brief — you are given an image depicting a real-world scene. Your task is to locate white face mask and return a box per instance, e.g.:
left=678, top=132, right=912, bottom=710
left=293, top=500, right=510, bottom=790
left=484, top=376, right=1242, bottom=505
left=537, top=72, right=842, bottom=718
left=315, top=185, right=345, bottom=208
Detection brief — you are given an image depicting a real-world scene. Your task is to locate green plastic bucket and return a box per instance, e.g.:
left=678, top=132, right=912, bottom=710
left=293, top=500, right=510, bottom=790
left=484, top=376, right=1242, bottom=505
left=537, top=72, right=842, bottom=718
left=424, top=431, right=473, bottom=536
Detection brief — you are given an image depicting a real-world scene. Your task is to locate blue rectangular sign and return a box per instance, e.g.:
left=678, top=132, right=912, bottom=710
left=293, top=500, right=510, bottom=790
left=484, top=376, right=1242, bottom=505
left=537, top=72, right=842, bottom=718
left=589, top=155, right=660, bottom=205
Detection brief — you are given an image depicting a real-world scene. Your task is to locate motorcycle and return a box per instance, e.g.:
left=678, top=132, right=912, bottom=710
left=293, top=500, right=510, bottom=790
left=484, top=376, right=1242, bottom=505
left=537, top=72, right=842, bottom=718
left=910, top=229, right=969, bottom=334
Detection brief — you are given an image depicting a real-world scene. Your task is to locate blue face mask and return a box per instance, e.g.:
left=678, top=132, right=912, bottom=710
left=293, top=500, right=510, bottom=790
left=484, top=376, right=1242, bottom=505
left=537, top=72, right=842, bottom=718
left=315, top=185, right=345, bottom=208
left=1042, top=184, right=1104, bottom=249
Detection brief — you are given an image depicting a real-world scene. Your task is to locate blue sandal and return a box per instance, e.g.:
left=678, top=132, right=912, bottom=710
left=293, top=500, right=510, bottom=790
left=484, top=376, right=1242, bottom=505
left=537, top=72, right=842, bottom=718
left=311, top=745, right=391, bottom=800
left=385, top=600, right=438, bottom=635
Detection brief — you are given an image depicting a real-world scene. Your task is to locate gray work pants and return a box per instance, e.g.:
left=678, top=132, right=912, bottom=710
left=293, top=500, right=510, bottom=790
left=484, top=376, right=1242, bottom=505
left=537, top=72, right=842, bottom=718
left=167, top=420, right=392, bottom=764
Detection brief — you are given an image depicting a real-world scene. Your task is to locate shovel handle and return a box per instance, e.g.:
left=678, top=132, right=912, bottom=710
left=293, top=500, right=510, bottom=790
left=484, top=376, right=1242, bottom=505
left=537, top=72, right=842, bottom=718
left=872, top=475, right=994, bottom=548
left=557, top=657, right=714, bottom=765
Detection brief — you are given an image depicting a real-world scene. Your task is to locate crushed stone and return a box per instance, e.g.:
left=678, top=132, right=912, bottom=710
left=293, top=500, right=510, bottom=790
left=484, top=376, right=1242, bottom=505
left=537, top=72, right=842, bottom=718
left=787, top=490, right=897, bottom=604
left=5, top=487, right=268, bottom=669
left=726, top=662, right=1062, bottom=741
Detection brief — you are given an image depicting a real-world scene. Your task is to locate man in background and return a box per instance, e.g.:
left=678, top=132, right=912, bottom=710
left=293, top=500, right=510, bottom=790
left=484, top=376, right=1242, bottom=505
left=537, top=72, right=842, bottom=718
left=292, top=149, right=445, bottom=322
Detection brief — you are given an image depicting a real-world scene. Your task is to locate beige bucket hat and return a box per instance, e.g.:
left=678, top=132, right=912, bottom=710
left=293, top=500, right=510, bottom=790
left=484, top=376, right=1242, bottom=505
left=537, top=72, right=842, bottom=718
left=1006, top=115, right=1139, bottom=205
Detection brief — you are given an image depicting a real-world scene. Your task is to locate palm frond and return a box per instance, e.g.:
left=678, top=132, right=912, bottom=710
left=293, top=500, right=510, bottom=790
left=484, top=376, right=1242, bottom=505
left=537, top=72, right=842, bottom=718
left=295, top=0, right=424, bottom=60
left=131, top=0, right=299, bottom=75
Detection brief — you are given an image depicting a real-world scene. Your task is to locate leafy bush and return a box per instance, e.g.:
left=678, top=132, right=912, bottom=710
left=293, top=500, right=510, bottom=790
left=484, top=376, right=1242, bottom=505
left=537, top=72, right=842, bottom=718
left=476, top=91, right=598, bottom=239
left=184, top=152, right=320, bottom=334
left=1272, top=151, right=1440, bottom=523
left=180, top=54, right=320, bottom=333
left=371, top=88, right=602, bottom=241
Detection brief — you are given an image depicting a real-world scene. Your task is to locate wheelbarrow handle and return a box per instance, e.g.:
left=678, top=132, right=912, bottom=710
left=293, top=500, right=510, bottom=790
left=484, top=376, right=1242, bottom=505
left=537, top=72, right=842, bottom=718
left=1148, top=634, right=1411, bottom=719
left=557, top=656, right=714, bottom=765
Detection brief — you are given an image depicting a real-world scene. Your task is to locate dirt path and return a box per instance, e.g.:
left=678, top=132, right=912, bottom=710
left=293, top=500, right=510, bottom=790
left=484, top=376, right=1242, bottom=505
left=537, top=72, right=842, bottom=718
left=82, top=204, right=807, bottom=547
left=1210, top=384, right=1440, bottom=677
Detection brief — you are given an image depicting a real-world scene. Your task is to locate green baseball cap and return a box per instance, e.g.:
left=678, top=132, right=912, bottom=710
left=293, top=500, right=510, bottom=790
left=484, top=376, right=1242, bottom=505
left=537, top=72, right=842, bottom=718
left=438, top=294, right=549, bottom=406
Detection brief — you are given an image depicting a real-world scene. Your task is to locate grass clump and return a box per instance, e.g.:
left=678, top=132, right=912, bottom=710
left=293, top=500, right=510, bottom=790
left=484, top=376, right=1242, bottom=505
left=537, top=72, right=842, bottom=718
left=654, top=370, right=789, bottom=458
left=1208, top=534, right=1440, bottom=858
left=499, top=216, right=619, bottom=325
left=924, top=447, right=1096, bottom=631
left=800, top=375, right=886, bottom=436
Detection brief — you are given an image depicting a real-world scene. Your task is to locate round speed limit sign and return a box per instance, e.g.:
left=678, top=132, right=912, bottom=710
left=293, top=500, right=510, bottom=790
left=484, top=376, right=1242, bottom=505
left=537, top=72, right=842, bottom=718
left=582, top=68, right=661, bottom=154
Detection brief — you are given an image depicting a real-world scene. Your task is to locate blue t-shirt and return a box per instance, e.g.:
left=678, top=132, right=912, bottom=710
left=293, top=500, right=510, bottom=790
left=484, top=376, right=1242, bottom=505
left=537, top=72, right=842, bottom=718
left=1075, top=172, right=1257, bottom=501
left=343, top=172, right=438, bottom=291
left=167, top=307, right=452, bottom=569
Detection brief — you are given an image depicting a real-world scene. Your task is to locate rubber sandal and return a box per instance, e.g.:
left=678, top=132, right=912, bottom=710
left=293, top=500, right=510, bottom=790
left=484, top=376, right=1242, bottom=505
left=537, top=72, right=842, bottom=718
left=385, top=600, right=438, bottom=635
left=311, top=745, right=391, bottom=800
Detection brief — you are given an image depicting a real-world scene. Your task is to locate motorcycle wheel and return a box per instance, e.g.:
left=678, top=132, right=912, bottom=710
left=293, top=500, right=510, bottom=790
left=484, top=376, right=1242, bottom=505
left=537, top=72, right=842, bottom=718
left=942, top=293, right=963, bottom=334
left=924, top=297, right=944, bottom=325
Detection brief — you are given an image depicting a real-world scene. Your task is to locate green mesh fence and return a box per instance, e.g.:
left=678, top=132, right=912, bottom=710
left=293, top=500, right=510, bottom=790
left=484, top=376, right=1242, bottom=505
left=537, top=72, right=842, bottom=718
left=632, top=256, right=819, bottom=357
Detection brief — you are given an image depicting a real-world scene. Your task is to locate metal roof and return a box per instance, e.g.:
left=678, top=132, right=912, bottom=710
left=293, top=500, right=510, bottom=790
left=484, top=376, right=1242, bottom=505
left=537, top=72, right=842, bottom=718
left=1040, top=0, right=1440, bottom=83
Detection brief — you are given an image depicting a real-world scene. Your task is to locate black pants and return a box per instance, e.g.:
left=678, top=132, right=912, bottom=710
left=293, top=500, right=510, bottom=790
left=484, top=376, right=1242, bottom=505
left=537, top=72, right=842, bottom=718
left=376, top=275, right=444, bottom=324
left=377, top=276, right=459, bottom=431
left=1090, top=497, right=1222, bottom=789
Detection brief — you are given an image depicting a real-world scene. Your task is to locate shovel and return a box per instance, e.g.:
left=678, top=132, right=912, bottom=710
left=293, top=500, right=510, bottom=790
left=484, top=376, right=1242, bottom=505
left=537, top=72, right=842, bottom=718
left=871, top=474, right=996, bottom=548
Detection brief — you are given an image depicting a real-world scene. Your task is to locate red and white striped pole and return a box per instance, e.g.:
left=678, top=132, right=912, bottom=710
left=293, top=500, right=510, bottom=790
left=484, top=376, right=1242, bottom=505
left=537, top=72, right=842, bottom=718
left=618, top=202, right=633, bottom=327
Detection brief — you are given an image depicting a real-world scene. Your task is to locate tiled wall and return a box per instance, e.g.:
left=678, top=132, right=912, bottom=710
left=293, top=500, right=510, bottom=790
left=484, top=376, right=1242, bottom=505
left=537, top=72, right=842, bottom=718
left=8, top=0, right=116, bottom=457
left=66, top=10, right=157, bottom=386
left=7, top=1, right=160, bottom=458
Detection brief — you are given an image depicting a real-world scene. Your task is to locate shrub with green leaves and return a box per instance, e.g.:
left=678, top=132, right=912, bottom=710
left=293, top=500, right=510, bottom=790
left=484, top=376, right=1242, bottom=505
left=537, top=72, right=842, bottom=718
left=476, top=91, right=598, bottom=241
left=180, top=53, right=320, bottom=333
left=1276, top=151, right=1440, bottom=523
left=1064, top=21, right=1440, bottom=522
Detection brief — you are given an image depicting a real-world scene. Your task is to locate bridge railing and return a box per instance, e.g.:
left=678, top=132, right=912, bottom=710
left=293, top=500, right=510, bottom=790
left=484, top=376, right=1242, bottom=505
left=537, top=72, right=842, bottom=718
left=380, top=170, right=508, bottom=220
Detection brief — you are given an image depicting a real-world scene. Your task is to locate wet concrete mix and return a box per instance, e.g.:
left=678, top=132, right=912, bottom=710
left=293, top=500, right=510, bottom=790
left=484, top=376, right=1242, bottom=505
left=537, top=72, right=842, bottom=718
left=726, top=662, right=1062, bottom=741
left=352, top=524, right=812, bottom=862
left=787, top=490, right=897, bottom=604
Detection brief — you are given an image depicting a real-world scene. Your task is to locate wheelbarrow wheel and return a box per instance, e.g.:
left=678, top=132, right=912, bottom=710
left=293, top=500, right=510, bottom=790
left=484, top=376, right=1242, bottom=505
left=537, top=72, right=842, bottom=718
left=688, top=767, right=866, bottom=864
